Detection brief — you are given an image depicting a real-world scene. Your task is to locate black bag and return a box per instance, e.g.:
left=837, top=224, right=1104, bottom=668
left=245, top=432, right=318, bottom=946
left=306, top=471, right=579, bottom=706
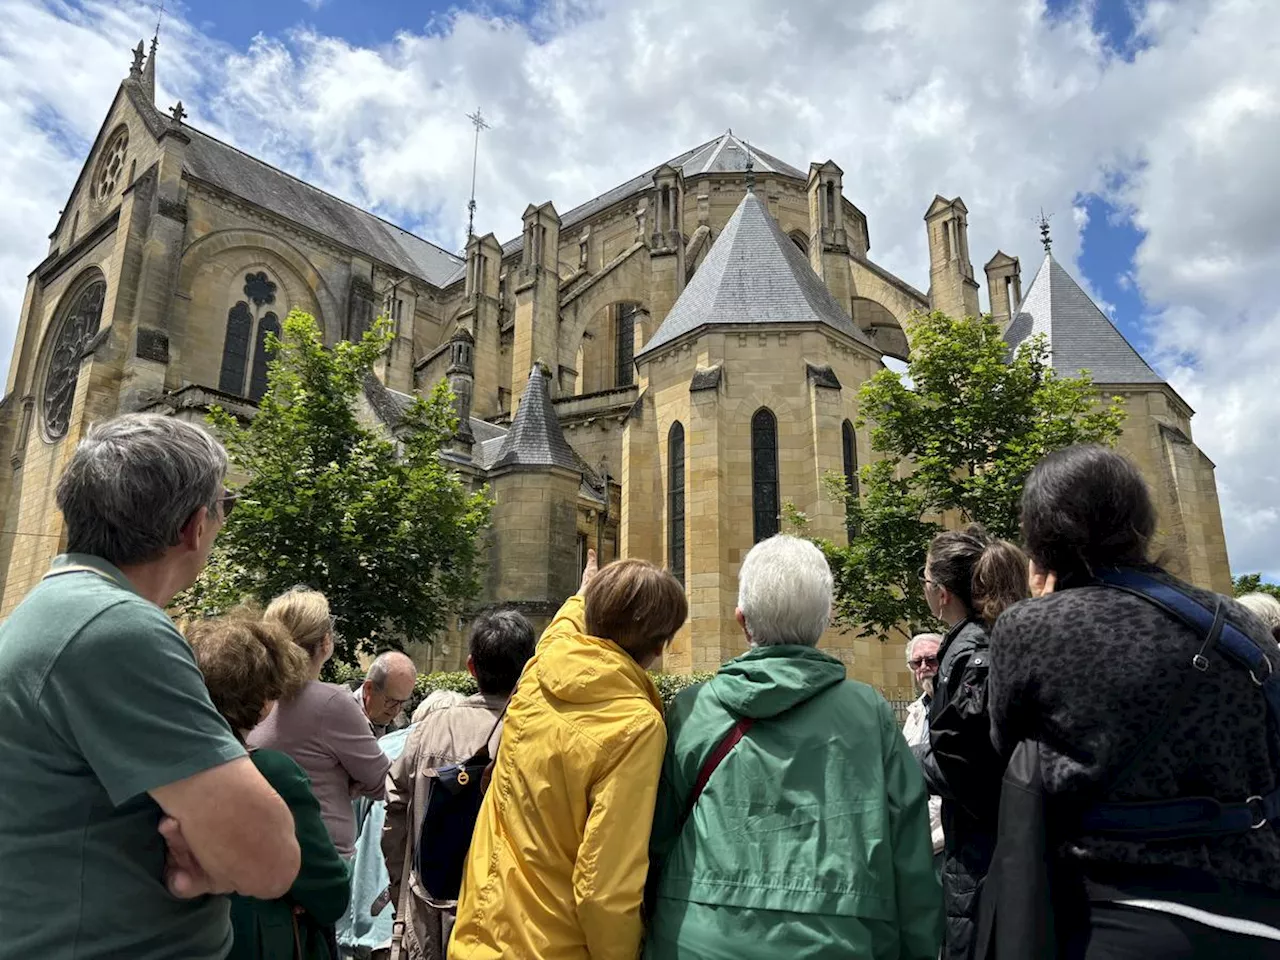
left=975, top=741, right=1062, bottom=960
left=413, top=711, right=503, bottom=902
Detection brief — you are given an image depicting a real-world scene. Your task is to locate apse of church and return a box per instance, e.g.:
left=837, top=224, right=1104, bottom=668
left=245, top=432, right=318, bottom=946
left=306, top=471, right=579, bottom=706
left=0, top=43, right=1232, bottom=699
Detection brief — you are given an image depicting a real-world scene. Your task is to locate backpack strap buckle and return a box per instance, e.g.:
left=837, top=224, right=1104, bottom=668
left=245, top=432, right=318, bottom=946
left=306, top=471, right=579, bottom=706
left=1247, top=795, right=1268, bottom=830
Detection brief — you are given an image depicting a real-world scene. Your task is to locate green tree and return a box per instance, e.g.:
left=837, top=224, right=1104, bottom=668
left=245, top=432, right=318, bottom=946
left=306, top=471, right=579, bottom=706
left=821, top=310, right=1126, bottom=639
left=1232, top=573, right=1280, bottom=601
left=179, top=310, right=492, bottom=665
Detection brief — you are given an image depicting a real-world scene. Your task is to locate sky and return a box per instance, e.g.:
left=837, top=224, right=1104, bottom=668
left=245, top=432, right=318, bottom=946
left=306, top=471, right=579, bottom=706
left=0, top=0, right=1276, bottom=581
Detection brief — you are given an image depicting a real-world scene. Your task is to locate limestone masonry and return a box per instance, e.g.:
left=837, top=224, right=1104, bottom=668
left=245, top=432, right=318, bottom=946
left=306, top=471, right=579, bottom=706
left=0, top=45, right=1231, bottom=699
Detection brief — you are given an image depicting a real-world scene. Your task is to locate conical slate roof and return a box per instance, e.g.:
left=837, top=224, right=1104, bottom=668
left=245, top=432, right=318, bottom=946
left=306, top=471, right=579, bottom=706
left=1004, top=254, right=1163, bottom=385
left=490, top=364, right=580, bottom=472
left=637, top=191, right=873, bottom=358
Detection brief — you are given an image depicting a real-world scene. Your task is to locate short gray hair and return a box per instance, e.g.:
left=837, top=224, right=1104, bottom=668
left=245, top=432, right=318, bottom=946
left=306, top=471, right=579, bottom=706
left=1238, top=593, right=1280, bottom=630
left=737, top=535, right=833, bottom=647
left=367, top=650, right=416, bottom=689
left=906, top=633, right=943, bottom=662
left=55, top=414, right=228, bottom=567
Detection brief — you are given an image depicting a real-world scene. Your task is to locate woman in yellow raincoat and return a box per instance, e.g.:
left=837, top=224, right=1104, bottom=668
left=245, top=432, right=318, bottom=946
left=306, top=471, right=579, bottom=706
left=450, top=551, right=687, bottom=960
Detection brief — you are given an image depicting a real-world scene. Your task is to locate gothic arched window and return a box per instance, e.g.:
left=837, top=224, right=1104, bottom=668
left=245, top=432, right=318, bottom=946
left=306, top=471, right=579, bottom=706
left=842, top=419, right=859, bottom=539
left=751, top=408, right=779, bottom=543
left=219, top=271, right=284, bottom=399
left=668, top=422, right=686, bottom=585
left=249, top=312, right=281, bottom=401
left=219, top=302, right=252, bottom=395
left=615, top=302, right=638, bottom=388
left=42, top=272, right=106, bottom=441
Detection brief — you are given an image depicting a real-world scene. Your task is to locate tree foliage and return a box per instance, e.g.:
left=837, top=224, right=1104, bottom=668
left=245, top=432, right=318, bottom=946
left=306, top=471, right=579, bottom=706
left=1232, top=573, right=1280, bottom=602
left=820, top=310, right=1126, bottom=639
left=178, top=310, right=492, bottom=665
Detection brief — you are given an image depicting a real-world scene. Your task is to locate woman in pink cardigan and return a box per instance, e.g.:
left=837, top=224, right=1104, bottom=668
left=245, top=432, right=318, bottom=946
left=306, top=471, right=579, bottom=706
left=247, top=587, right=390, bottom=858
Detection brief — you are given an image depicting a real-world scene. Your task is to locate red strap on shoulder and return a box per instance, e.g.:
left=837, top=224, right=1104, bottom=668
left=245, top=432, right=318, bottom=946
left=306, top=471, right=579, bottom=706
left=680, top=717, right=754, bottom=828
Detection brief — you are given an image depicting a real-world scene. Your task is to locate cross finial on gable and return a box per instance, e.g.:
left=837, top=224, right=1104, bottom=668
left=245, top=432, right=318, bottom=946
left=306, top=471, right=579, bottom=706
left=1037, top=209, right=1053, bottom=254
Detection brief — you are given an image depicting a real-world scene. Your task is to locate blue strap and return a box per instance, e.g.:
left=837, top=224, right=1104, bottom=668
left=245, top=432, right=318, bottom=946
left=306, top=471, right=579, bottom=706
left=1095, top=568, right=1272, bottom=679
left=1083, top=790, right=1280, bottom=840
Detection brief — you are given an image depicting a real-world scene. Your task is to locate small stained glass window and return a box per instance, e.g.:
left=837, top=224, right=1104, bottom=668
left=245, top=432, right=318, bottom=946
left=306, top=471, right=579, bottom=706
left=668, top=422, right=686, bottom=585
left=751, top=408, right=779, bottom=542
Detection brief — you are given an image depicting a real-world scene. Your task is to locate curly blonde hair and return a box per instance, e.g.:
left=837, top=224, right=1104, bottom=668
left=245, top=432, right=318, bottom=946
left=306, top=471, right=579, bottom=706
left=186, top=614, right=310, bottom=737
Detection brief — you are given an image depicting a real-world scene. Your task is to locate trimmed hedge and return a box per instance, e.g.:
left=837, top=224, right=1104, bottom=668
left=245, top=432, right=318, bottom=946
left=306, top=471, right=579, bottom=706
left=328, top=660, right=715, bottom=714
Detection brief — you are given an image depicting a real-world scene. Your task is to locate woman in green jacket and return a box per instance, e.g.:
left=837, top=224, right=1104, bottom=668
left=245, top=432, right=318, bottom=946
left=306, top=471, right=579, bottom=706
left=187, top=614, right=352, bottom=960
left=645, top=536, right=942, bottom=960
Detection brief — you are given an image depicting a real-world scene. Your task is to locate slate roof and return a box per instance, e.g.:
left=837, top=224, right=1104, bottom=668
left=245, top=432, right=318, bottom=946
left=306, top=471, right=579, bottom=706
left=497, top=132, right=807, bottom=262
left=490, top=364, right=581, bottom=472
left=180, top=126, right=463, bottom=286
left=637, top=190, right=875, bottom=358
left=362, top=373, right=418, bottom=428
left=1004, top=254, right=1164, bottom=385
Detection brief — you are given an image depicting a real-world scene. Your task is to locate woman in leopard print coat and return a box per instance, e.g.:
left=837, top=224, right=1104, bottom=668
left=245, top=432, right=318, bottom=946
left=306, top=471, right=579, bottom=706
left=989, top=445, right=1280, bottom=958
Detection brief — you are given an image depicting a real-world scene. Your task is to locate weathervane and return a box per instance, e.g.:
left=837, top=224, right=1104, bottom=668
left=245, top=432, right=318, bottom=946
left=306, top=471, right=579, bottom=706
left=744, top=137, right=755, bottom=193
left=1037, top=209, right=1053, bottom=253
left=465, top=108, right=490, bottom=240
left=152, top=0, right=165, bottom=53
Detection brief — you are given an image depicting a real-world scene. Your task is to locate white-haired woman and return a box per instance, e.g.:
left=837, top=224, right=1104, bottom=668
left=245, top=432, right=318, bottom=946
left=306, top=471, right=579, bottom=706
left=644, top=535, right=942, bottom=960
left=1237, top=592, right=1280, bottom=644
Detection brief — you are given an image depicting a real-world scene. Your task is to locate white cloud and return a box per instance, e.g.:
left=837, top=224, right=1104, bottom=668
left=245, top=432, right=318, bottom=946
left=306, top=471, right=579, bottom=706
left=0, top=0, right=1276, bottom=578
left=301, top=0, right=328, bottom=10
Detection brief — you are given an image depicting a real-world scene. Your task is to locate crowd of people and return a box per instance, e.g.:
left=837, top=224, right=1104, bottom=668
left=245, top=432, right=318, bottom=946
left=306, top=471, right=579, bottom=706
left=0, top=412, right=1276, bottom=960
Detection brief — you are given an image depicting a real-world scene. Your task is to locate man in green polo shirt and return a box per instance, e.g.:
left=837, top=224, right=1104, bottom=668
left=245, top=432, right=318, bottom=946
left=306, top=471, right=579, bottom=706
left=0, top=414, right=302, bottom=959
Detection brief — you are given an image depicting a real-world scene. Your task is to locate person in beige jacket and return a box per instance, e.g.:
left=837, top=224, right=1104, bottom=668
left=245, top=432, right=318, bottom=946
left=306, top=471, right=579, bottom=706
left=381, top=610, right=536, bottom=960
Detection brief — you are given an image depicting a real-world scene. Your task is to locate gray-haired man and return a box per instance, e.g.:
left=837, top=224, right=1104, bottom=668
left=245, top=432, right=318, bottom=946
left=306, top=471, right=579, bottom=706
left=0, top=414, right=300, bottom=960
left=354, top=650, right=419, bottom=737
left=902, top=633, right=945, bottom=859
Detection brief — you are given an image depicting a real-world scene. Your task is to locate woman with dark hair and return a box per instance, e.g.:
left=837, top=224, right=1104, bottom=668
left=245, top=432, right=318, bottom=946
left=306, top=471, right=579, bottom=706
left=988, top=445, right=1280, bottom=957
left=915, top=524, right=1029, bottom=960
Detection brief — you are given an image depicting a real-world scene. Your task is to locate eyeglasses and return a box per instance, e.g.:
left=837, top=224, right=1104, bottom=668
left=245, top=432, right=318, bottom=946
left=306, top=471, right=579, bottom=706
left=916, top=566, right=934, bottom=586
left=218, top=490, right=238, bottom=521
left=908, top=655, right=940, bottom=670
left=381, top=693, right=410, bottom=710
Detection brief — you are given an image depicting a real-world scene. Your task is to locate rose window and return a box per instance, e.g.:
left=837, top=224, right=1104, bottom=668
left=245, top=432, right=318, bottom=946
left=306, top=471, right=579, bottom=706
left=93, top=128, right=130, bottom=202
left=42, top=278, right=106, bottom=440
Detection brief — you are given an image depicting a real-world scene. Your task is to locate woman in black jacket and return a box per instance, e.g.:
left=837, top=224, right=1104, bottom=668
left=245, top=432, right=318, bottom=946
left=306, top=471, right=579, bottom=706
left=988, top=445, right=1280, bottom=958
left=914, top=524, right=1029, bottom=960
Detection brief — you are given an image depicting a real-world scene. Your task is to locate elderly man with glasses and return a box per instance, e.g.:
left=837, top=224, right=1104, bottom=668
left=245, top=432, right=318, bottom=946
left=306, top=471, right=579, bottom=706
left=903, top=633, right=946, bottom=863
left=353, top=651, right=418, bottom=738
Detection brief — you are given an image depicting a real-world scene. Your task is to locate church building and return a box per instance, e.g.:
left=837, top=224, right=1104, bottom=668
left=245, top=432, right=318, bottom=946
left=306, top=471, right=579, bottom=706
left=0, top=45, right=1231, bottom=698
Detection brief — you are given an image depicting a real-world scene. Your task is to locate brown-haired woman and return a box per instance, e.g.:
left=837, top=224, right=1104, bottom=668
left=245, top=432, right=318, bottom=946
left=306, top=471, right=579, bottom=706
left=186, top=616, right=351, bottom=960
left=914, top=524, right=1028, bottom=960
left=450, top=550, right=688, bottom=960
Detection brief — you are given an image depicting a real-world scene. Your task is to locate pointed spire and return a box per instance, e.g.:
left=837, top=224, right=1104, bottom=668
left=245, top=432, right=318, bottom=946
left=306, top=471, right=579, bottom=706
left=490, top=363, right=579, bottom=472
left=142, top=31, right=158, bottom=102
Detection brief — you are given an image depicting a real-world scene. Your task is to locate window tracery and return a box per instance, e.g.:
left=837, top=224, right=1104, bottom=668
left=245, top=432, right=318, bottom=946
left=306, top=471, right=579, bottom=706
left=42, top=274, right=106, bottom=440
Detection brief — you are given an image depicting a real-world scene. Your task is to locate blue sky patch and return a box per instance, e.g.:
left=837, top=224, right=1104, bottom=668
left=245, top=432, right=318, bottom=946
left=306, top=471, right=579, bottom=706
left=1045, top=0, right=1152, bottom=61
